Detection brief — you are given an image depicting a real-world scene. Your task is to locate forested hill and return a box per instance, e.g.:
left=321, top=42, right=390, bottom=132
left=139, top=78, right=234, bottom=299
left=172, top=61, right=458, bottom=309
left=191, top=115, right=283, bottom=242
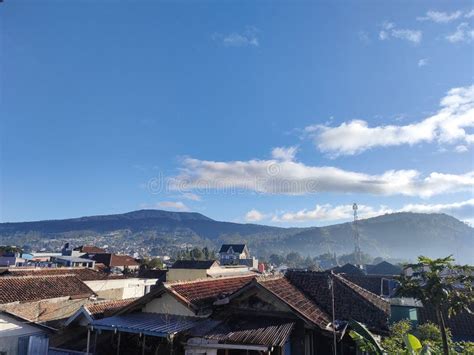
left=0, top=210, right=472, bottom=263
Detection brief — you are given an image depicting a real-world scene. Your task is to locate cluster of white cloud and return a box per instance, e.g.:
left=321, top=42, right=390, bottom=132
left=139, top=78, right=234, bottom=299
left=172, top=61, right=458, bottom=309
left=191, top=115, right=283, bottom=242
left=271, top=146, right=298, bottom=161
left=213, top=26, right=259, bottom=47
left=417, top=10, right=463, bottom=23
left=171, top=156, right=473, bottom=198
left=305, top=85, right=474, bottom=156
left=418, top=9, right=474, bottom=23
left=379, top=22, right=422, bottom=44
left=245, top=209, right=266, bottom=222
left=446, top=22, right=474, bottom=43
left=248, top=199, right=474, bottom=223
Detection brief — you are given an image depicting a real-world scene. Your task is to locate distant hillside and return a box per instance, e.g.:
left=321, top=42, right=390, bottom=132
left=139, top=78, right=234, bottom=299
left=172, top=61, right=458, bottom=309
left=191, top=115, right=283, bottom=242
left=0, top=210, right=472, bottom=263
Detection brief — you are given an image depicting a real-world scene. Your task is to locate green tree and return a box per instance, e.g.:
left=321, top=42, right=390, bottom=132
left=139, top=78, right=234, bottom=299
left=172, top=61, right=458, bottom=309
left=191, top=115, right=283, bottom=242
left=190, top=247, right=203, bottom=260
left=286, top=252, right=302, bottom=267
left=396, top=256, right=474, bottom=355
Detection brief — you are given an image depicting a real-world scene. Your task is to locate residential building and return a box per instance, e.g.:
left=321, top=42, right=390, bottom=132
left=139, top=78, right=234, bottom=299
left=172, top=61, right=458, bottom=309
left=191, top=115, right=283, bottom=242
left=0, top=275, right=96, bottom=329
left=218, top=244, right=258, bottom=269
left=52, top=256, right=95, bottom=268
left=167, top=260, right=220, bottom=282
left=0, top=253, right=26, bottom=268
left=0, top=268, right=159, bottom=301
left=0, top=311, right=51, bottom=355
left=167, top=260, right=256, bottom=282
left=90, top=253, right=139, bottom=272
left=64, top=271, right=390, bottom=354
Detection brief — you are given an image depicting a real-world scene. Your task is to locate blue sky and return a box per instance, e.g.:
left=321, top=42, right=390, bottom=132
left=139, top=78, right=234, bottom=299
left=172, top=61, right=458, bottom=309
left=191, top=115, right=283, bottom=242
left=1, top=0, right=473, bottom=226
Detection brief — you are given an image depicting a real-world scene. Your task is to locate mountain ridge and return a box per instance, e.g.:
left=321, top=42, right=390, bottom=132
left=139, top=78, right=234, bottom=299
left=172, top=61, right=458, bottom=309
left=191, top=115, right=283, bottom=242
left=0, top=210, right=472, bottom=263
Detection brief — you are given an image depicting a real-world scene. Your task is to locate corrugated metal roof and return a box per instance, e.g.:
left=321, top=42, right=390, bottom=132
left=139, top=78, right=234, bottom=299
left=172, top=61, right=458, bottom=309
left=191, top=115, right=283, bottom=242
left=91, top=312, right=205, bottom=337
left=191, top=316, right=295, bottom=347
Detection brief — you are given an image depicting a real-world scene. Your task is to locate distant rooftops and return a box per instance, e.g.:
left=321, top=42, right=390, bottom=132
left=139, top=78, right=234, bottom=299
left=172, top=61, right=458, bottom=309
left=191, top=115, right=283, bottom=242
left=74, top=245, right=106, bottom=254
left=171, top=259, right=218, bottom=270
left=90, top=253, right=139, bottom=268
left=219, top=244, right=247, bottom=254
left=0, top=267, right=127, bottom=281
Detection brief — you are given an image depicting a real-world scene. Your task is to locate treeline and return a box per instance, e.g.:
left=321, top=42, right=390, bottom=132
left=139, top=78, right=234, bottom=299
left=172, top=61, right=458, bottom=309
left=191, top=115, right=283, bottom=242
left=268, top=251, right=378, bottom=269
left=176, top=247, right=217, bottom=261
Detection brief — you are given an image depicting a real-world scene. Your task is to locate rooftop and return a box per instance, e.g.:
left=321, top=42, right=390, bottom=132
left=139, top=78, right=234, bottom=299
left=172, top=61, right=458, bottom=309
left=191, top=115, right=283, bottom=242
left=0, top=267, right=126, bottom=281
left=74, top=245, right=106, bottom=254
left=171, top=259, right=218, bottom=270
left=91, top=253, right=139, bottom=267
left=167, top=274, right=256, bottom=309
left=285, top=271, right=390, bottom=332
left=219, top=244, right=247, bottom=254
left=256, top=276, right=330, bottom=329
left=0, top=275, right=95, bottom=304
left=193, top=316, right=295, bottom=348
left=92, top=312, right=205, bottom=337
left=85, top=298, right=138, bottom=319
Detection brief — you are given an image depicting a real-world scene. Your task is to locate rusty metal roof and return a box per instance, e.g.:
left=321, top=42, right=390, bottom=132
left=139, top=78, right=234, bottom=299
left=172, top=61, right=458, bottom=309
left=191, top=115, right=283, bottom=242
left=192, top=316, right=295, bottom=347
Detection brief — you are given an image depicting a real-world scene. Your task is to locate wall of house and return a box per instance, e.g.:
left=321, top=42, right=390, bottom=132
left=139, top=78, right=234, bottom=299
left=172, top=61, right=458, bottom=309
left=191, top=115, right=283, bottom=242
left=0, top=313, right=49, bottom=355
left=167, top=269, right=208, bottom=282
left=142, top=293, right=195, bottom=317
left=85, top=278, right=157, bottom=300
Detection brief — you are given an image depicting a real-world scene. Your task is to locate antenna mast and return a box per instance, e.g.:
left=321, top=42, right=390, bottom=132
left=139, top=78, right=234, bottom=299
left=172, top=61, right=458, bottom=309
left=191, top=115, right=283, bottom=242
left=352, top=203, right=362, bottom=265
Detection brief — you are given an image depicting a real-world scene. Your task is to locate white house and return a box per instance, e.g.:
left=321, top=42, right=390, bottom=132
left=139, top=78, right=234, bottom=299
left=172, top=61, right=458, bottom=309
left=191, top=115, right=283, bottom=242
left=0, top=312, right=50, bottom=355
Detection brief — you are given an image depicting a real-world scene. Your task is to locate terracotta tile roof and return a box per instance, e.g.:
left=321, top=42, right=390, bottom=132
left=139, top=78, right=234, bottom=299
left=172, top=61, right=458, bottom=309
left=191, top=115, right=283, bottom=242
left=91, top=253, right=139, bottom=267
left=75, top=245, right=106, bottom=254
left=257, top=276, right=330, bottom=329
left=85, top=298, right=138, bottom=319
left=0, top=275, right=95, bottom=304
left=0, top=267, right=124, bottom=281
left=168, top=275, right=255, bottom=309
left=4, top=298, right=88, bottom=323
left=285, top=271, right=390, bottom=332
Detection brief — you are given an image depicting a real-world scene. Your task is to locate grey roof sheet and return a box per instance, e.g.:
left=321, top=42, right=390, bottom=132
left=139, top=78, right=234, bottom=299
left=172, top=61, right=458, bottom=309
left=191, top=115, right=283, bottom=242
left=91, top=312, right=205, bottom=337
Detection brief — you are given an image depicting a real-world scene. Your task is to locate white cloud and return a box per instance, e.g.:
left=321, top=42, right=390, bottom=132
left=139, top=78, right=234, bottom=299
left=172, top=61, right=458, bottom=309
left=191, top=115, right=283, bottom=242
left=399, top=199, right=474, bottom=220
left=446, top=23, right=474, bottom=43
left=465, top=9, right=474, bottom=18
left=271, top=199, right=474, bottom=223
left=455, top=145, right=469, bottom=153
left=418, top=58, right=428, bottom=67
left=379, top=22, right=422, bottom=44
left=141, top=201, right=190, bottom=211
left=213, top=26, right=259, bottom=47
left=417, top=10, right=462, bottom=23
left=391, top=29, right=423, bottom=43
left=245, top=209, right=265, bottom=222
left=305, top=85, right=474, bottom=156
left=170, top=157, right=474, bottom=198
left=273, top=204, right=392, bottom=223
left=181, top=192, right=201, bottom=201
left=271, top=146, right=298, bottom=161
